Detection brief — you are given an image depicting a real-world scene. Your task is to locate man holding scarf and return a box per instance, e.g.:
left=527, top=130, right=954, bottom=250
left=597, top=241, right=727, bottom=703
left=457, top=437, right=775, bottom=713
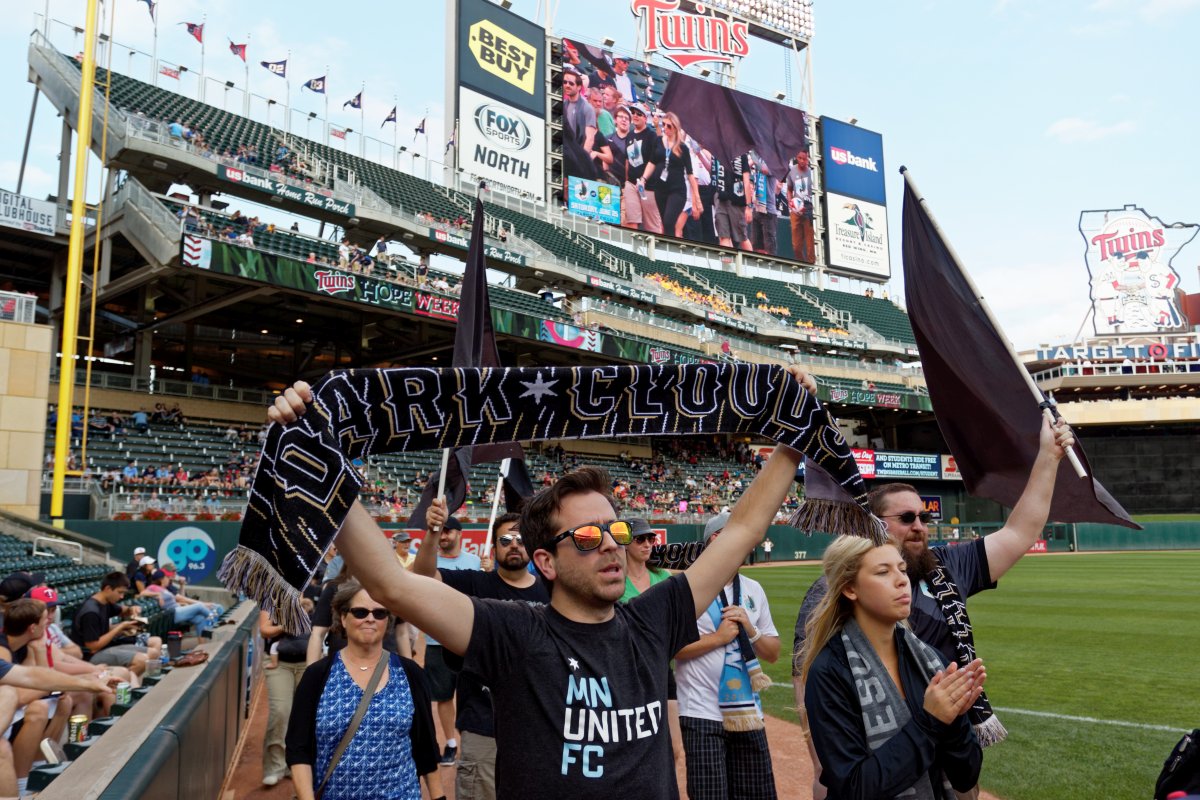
left=262, top=366, right=820, bottom=800
left=676, top=511, right=781, bottom=800
left=792, top=416, right=1075, bottom=800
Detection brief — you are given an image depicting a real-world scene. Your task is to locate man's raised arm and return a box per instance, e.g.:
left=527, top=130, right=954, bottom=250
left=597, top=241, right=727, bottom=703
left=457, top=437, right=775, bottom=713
left=983, top=416, right=1075, bottom=582
left=410, top=497, right=447, bottom=580
left=269, top=383, right=475, bottom=654
left=685, top=365, right=814, bottom=612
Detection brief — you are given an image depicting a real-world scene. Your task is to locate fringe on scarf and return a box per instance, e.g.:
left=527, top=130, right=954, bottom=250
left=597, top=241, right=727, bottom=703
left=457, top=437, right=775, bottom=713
left=721, top=709, right=765, bottom=733
left=217, top=545, right=310, bottom=635
left=973, top=713, right=1008, bottom=747
left=750, top=668, right=772, bottom=693
left=788, top=498, right=889, bottom=545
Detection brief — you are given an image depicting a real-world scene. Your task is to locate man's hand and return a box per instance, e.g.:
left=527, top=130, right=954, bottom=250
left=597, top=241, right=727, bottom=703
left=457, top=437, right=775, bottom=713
left=715, top=617, right=740, bottom=645
left=721, top=604, right=754, bottom=636
left=784, top=364, right=817, bottom=396
left=1042, top=416, right=1075, bottom=462
left=427, top=496, right=448, bottom=534
left=480, top=554, right=494, bottom=572
left=269, top=381, right=313, bottom=425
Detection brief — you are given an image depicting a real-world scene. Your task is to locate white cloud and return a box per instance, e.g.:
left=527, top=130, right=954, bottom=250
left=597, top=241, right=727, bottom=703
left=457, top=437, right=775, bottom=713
left=0, top=161, right=56, bottom=201
left=1045, top=117, right=1136, bottom=144
left=1140, top=0, right=1200, bottom=19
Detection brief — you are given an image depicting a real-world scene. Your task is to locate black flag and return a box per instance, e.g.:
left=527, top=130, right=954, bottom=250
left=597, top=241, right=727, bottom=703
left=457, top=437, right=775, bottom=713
left=408, top=199, right=528, bottom=529
left=901, top=177, right=1138, bottom=528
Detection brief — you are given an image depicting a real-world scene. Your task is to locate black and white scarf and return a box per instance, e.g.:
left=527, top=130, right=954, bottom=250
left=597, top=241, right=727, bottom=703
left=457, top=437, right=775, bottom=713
left=925, top=564, right=1007, bottom=746
left=220, top=363, right=884, bottom=633
left=840, top=618, right=946, bottom=800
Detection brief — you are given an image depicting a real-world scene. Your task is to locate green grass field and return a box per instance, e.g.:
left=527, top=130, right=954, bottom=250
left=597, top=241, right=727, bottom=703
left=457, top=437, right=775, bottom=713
left=748, top=552, right=1200, bottom=800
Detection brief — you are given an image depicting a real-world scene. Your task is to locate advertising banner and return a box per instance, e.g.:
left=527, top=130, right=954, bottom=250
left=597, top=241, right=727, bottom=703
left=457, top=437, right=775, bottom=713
left=557, top=38, right=810, bottom=265
left=216, top=165, right=355, bottom=216
left=820, top=117, right=886, bottom=205
left=0, top=189, right=56, bottom=236
left=829, top=386, right=903, bottom=409
left=567, top=176, right=622, bottom=224
left=852, top=448, right=876, bottom=479
left=874, top=451, right=941, bottom=480
left=587, top=275, right=657, bottom=304
left=457, top=86, right=545, bottom=200
left=825, top=191, right=890, bottom=279
left=1079, top=205, right=1197, bottom=336
left=457, top=0, right=546, bottom=115
left=941, top=454, right=963, bottom=481
left=430, top=224, right=528, bottom=266
left=180, top=236, right=414, bottom=312
left=920, top=495, right=943, bottom=520
left=1034, top=341, right=1200, bottom=362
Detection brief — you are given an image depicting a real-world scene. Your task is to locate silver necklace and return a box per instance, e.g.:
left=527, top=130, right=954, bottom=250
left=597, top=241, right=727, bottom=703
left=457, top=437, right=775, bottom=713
left=343, top=653, right=375, bottom=671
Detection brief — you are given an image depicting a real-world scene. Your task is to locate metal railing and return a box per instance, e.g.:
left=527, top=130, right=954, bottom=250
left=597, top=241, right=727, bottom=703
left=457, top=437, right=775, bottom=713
left=0, top=291, right=37, bottom=324
left=115, top=176, right=183, bottom=243
left=50, top=367, right=275, bottom=406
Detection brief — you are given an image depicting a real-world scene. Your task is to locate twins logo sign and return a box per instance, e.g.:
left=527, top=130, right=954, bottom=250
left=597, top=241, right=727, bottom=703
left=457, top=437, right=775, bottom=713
left=157, top=527, right=217, bottom=584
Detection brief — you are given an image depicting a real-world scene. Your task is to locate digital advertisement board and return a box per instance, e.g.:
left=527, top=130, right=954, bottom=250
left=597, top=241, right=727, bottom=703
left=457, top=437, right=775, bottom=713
left=873, top=451, right=941, bottom=480
left=819, top=117, right=886, bottom=205
left=457, top=86, right=545, bottom=200
left=567, top=176, right=621, bottom=223
left=825, top=191, right=890, bottom=278
left=556, top=37, right=812, bottom=264
left=457, top=0, right=546, bottom=116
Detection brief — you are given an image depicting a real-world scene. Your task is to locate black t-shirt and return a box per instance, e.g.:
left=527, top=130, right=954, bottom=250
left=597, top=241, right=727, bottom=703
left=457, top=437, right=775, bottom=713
left=605, top=132, right=629, bottom=185
left=0, top=633, right=27, bottom=664
left=464, top=573, right=699, bottom=799
left=71, top=597, right=128, bottom=657
left=654, top=143, right=693, bottom=196
left=624, top=126, right=661, bottom=182
left=442, top=570, right=550, bottom=737
left=714, top=154, right=748, bottom=204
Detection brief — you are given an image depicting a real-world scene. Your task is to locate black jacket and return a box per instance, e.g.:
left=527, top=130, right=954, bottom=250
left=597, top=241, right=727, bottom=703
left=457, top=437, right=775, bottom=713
left=805, top=628, right=981, bottom=799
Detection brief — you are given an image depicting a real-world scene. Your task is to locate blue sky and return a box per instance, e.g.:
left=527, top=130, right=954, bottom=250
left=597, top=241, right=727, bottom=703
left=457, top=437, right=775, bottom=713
left=2, top=0, right=1197, bottom=349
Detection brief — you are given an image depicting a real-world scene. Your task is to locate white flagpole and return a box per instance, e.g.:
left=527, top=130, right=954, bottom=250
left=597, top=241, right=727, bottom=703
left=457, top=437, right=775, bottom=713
left=435, top=447, right=452, bottom=504
left=392, top=95, right=398, bottom=169
left=199, top=14, right=206, bottom=102
left=324, top=65, right=329, bottom=146
left=483, top=458, right=509, bottom=553
left=284, top=50, right=291, bottom=135
left=900, top=167, right=1086, bottom=478
left=243, top=33, right=251, bottom=116
left=359, top=82, right=365, bottom=157
left=151, top=3, right=158, bottom=86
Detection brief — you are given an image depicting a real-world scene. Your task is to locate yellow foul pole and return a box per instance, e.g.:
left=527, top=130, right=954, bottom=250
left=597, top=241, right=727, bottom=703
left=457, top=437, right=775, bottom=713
left=50, top=0, right=101, bottom=526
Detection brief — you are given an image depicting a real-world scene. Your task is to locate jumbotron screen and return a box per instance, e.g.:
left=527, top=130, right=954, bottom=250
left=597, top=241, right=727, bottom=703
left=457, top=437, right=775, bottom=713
left=556, top=37, right=814, bottom=265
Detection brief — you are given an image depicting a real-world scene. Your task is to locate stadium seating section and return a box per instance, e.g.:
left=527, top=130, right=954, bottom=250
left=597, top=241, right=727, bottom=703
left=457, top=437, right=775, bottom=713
left=66, top=52, right=918, bottom=346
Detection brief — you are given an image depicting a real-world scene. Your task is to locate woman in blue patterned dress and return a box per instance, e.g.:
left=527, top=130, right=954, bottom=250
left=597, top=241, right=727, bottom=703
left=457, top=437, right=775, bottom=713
left=286, top=579, right=444, bottom=800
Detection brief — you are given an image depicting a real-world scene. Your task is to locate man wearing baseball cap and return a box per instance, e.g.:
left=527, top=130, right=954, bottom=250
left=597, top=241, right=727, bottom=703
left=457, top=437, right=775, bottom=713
left=125, top=547, right=147, bottom=582
left=393, top=531, right=415, bottom=570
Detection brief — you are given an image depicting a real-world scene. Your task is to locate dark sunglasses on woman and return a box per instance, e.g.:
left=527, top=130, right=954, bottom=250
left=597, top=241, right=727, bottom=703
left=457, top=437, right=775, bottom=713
left=347, top=607, right=389, bottom=620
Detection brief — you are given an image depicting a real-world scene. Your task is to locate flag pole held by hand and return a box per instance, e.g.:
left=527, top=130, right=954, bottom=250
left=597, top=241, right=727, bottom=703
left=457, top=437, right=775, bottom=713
left=899, top=167, right=1086, bottom=478
left=483, top=458, right=509, bottom=553
left=435, top=447, right=451, bottom=507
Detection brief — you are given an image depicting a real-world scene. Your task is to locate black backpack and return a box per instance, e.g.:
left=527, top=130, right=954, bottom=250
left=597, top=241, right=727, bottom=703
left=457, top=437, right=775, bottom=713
left=1156, top=729, right=1200, bottom=800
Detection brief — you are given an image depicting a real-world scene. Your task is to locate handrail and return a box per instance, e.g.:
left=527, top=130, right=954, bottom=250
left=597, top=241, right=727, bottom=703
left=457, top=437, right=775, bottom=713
left=116, top=177, right=183, bottom=243
left=50, top=367, right=274, bottom=406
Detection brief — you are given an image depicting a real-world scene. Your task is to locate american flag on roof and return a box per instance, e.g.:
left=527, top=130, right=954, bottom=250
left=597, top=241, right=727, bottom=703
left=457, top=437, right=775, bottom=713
left=229, top=41, right=247, bottom=62
left=182, top=22, right=204, bottom=44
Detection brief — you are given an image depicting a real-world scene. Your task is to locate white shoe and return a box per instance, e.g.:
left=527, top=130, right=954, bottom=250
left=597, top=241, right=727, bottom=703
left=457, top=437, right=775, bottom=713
left=39, top=739, right=67, bottom=765
left=262, top=773, right=282, bottom=786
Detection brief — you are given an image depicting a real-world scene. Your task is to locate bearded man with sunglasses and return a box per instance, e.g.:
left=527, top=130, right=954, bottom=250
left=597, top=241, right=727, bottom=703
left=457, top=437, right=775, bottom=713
left=268, top=365, right=817, bottom=800
left=413, top=504, right=549, bottom=800
left=792, top=416, right=1076, bottom=800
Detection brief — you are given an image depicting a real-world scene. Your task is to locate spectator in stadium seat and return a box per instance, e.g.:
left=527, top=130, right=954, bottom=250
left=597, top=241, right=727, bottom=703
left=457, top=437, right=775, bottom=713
left=70, top=572, right=162, bottom=678
left=792, top=417, right=1075, bottom=800
left=132, top=556, right=156, bottom=594
left=130, top=408, right=150, bottom=433
left=286, top=580, right=443, bottom=800
left=124, top=547, right=147, bottom=582
left=140, top=570, right=223, bottom=634
left=30, top=587, right=126, bottom=721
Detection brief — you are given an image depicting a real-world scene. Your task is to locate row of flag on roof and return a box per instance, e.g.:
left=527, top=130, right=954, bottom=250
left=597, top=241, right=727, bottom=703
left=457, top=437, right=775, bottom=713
left=168, top=17, right=428, bottom=136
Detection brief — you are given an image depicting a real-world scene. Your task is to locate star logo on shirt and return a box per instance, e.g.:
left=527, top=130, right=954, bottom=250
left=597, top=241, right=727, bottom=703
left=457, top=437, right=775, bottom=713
left=567, top=657, right=580, bottom=671
left=519, top=371, right=558, bottom=405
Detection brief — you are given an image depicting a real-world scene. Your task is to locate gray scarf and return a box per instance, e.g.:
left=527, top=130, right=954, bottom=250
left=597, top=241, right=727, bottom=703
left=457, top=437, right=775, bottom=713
left=839, top=618, right=946, bottom=800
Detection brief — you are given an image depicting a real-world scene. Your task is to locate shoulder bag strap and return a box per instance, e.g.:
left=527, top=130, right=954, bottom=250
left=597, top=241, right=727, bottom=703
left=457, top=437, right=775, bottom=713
left=314, top=653, right=388, bottom=799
